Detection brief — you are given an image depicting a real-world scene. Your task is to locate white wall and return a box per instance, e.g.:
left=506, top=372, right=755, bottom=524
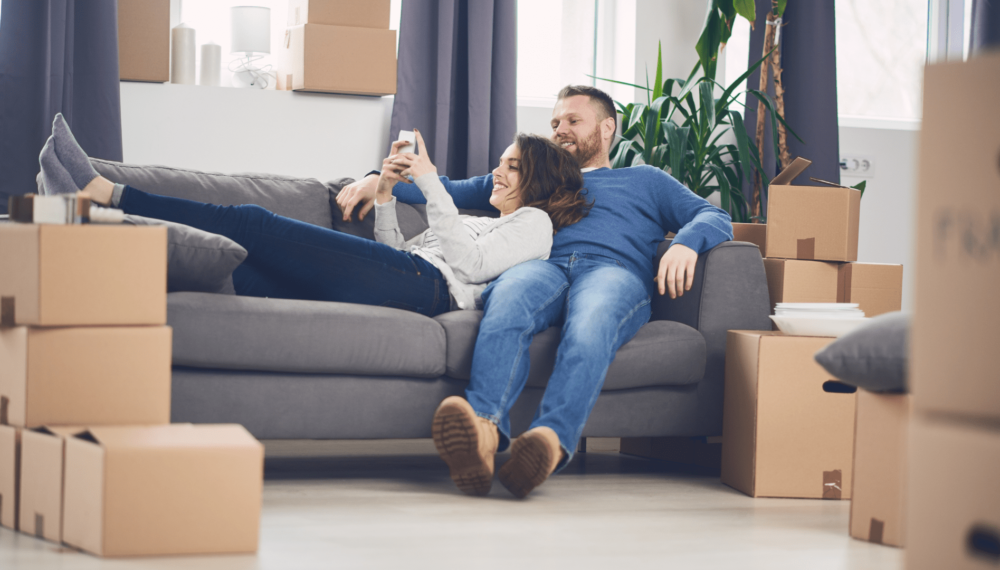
left=120, top=82, right=393, bottom=183
left=840, top=124, right=919, bottom=311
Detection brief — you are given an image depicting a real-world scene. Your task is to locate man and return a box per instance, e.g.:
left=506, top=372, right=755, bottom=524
left=337, top=85, right=733, bottom=498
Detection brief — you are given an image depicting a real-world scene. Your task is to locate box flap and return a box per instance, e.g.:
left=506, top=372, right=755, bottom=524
left=769, top=157, right=812, bottom=186
left=82, top=424, right=259, bottom=451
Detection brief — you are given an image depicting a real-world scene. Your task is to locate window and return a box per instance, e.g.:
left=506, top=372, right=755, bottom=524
left=836, top=0, right=929, bottom=121
left=517, top=0, right=598, bottom=105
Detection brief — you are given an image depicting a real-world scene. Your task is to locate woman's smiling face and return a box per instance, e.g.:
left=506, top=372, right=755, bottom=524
left=490, top=143, right=522, bottom=214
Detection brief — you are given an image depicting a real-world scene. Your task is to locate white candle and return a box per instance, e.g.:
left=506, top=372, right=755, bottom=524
left=200, top=42, right=222, bottom=87
left=171, top=23, right=196, bottom=85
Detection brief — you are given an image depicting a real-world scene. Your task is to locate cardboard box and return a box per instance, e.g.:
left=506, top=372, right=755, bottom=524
left=911, top=53, right=1000, bottom=423
left=720, top=331, right=857, bottom=498
left=849, top=391, right=910, bottom=547
left=906, top=418, right=1000, bottom=569
left=283, top=24, right=397, bottom=96
left=763, top=258, right=840, bottom=313
left=62, top=424, right=264, bottom=557
left=18, top=426, right=84, bottom=542
left=0, top=424, right=20, bottom=530
left=838, top=263, right=903, bottom=318
left=118, top=0, right=170, bottom=82
left=287, top=0, right=391, bottom=28
left=765, top=158, right=861, bottom=262
left=0, top=326, right=171, bottom=428
left=0, top=224, right=167, bottom=326
left=732, top=223, right=767, bottom=254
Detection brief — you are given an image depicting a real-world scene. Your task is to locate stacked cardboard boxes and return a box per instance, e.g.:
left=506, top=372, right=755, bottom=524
left=733, top=160, right=903, bottom=318
left=0, top=222, right=264, bottom=557
left=905, top=53, right=1000, bottom=570
left=278, top=0, right=397, bottom=95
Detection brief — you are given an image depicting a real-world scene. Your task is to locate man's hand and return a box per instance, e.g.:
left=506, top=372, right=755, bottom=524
left=335, top=174, right=379, bottom=222
left=336, top=139, right=414, bottom=222
left=655, top=243, right=698, bottom=299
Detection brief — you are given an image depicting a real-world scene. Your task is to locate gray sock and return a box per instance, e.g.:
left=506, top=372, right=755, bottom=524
left=111, top=183, right=126, bottom=207
left=51, top=113, right=99, bottom=190
left=38, top=136, right=79, bottom=195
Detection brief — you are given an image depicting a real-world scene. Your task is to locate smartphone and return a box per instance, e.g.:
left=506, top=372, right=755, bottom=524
left=397, top=130, right=416, bottom=155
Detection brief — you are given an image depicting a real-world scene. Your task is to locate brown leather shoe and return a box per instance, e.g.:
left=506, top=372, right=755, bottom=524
left=497, top=426, right=563, bottom=499
left=431, top=396, right=498, bottom=496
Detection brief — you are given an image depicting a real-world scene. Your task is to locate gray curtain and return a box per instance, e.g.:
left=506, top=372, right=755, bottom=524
left=970, top=0, right=1000, bottom=55
left=744, top=0, right=840, bottom=216
left=389, top=0, right=517, bottom=180
left=0, top=0, right=123, bottom=214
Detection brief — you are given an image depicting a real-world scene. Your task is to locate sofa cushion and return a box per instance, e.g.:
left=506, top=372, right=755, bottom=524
left=91, top=159, right=334, bottom=229
left=168, top=292, right=446, bottom=377
left=434, top=311, right=707, bottom=389
left=124, top=215, right=246, bottom=294
left=326, top=178, right=431, bottom=240
left=814, top=311, right=909, bottom=393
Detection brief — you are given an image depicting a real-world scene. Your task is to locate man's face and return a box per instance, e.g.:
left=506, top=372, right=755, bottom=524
left=550, top=95, right=608, bottom=168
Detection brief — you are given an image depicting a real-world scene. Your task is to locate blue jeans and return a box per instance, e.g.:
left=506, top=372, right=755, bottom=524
left=466, top=253, right=652, bottom=469
left=118, top=186, right=452, bottom=316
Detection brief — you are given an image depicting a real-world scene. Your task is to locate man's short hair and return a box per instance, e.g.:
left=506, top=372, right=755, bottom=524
left=557, top=85, right=617, bottom=132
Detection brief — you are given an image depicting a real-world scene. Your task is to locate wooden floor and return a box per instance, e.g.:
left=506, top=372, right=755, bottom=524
left=0, top=439, right=903, bottom=569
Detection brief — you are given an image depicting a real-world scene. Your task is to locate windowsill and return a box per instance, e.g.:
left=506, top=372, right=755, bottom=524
left=839, top=115, right=921, bottom=131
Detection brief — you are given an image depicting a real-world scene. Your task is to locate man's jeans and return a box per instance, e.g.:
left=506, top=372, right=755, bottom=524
left=466, top=253, right=652, bottom=469
left=118, top=186, right=452, bottom=316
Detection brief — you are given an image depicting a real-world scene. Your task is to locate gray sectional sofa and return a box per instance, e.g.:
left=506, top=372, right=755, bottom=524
left=91, top=159, right=772, bottom=441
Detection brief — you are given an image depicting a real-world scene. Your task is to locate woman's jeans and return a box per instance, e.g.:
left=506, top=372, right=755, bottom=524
left=118, top=186, right=452, bottom=316
left=466, top=253, right=652, bottom=470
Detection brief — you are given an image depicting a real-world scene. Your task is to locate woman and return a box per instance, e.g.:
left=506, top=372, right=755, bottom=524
left=37, top=114, right=590, bottom=316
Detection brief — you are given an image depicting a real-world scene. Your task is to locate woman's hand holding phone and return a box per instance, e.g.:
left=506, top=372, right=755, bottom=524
left=391, top=129, right=436, bottom=180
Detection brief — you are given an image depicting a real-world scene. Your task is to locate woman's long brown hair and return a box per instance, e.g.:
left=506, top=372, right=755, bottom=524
left=510, top=133, right=592, bottom=232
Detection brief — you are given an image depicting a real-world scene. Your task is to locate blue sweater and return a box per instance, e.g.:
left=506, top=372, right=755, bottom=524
left=394, top=165, right=734, bottom=295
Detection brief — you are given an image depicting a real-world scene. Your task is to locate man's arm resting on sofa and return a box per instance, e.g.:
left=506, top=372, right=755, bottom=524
left=650, top=241, right=771, bottom=342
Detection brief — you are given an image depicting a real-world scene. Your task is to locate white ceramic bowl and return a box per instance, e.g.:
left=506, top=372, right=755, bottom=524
left=769, top=315, right=870, bottom=338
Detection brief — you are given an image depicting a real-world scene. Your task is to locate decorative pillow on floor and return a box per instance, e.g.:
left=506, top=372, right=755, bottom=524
left=813, top=311, right=909, bottom=393
left=124, top=215, right=247, bottom=294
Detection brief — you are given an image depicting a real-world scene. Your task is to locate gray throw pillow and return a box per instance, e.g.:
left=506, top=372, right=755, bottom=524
left=814, top=311, right=909, bottom=393
left=124, top=215, right=247, bottom=294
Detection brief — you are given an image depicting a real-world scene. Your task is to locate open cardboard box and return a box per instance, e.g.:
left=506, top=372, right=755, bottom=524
left=0, top=424, right=20, bottom=530
left=0, top=224, right=167, bottom=326
left=720, top=331, right=857, bottom=499
left=911, top=53, right=1000, bottom=423
left=849, top=390, right=910, bottom=547
left=280, top=24, right=396, bottom=95
left=287, top=0, right=391, bottom=28
left=764, top=158, right=861, bottom=262
left=62, top=424, right=264, bottom=557
left=19, top=426, right=85, bottom=542
left=0, top=326, right=171, bottom=428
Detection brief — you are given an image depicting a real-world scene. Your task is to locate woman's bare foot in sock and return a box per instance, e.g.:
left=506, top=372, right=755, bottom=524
left=81, top=176, right=115, bottom=205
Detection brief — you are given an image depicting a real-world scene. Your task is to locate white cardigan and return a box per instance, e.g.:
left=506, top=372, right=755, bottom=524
left=373, top=173, right=553, bottom=310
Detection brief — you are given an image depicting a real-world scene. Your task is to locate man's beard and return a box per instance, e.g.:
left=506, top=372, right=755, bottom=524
left=561, top=126, right=603, bottom=167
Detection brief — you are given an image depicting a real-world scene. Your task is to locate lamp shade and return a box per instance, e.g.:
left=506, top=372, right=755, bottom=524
left=230, top=6, right=270, bottom=54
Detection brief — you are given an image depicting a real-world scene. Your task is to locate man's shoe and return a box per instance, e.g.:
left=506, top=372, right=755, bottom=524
left=431, top=396, right=498, bottom=496
left=497, top=426, right=562, bottom=499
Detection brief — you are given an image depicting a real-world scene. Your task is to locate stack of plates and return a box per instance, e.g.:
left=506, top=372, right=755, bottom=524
left=770, top=303, right=868, bottom=337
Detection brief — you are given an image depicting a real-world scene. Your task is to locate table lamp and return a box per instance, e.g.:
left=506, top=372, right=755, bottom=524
left=230, top=6, right=272, bottom=89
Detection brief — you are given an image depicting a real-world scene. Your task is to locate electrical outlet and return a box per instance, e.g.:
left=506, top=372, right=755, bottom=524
left=840, top=155, right=875, bottom=177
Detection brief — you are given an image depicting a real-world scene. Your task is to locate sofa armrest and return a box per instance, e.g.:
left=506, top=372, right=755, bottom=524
left=651, top=240, right=771, bottom=379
